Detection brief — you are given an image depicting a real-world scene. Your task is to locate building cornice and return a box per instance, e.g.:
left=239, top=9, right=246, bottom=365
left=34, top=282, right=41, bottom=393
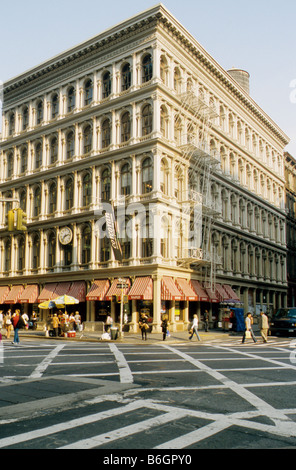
left=3, top=3, right=290, bottom=147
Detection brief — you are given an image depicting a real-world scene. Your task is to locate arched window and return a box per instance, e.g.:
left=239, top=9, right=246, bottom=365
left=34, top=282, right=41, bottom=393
left=160, top=106, right=168, bottom=138
left=65, top=178, right=74, bottom=210
left=142, top=213, right=153, bottom=258
left=7, top=153, right=13, bottom=178
left=36, top=101, right=43, bottom=125
left=83, top=125, right=92, bottom=154
left=66, top=130, right=75, bottom=159
left=101, top=168, right=111, bottom=202
left=122, top=63, right=131, bottom=91
left=21, top=147, right=28, bottom=174
left=174, top=68, right=181, bottom=93
left=32, top=234, right=40, bottom=270
left=18, top=236, right=25, bottom=272
left=121, top=112, right=131, bottom=142
left=100, top=226, right=110, bottom=262
left=8, top=113, right=15, bottom=136
left=142, top=54, right=152, bottom=83
left=142, top=158, right=153, bottom=194
left=160, top=56, right=168, bottom=85
left=142, top=104, right=153, bottom=136
left=102, top=119, right=111, bottom=148
left=4, top=239, right=11, bottom=272
left=120, top=163, right=131, bottom=196
left=49, top=182, right=57, bottom=214
left=82, top=173, right=92, bottom=206
left=84, top=79, right=93, bottom=106
left=19, top=189, right=26, bottom=212
left=102, top=71, right=112, bottom=98
left=50, top=136, right=58, bottom=164
left=48, top=232, right=56, bottom=269
left=119, top=217, right=131, bottom=260
left=81, top=225, right=91, bottom=265
left=34, top=187, right=41, bottom=217
left=160, top=159, right=168, bottom=195
left=67, top=86, right=76, bottom=112
left=22, top=107, right=29, bottom=131
left=35, top=142, right=42, bottom=169
left=51, top=94, right=59, bottom=119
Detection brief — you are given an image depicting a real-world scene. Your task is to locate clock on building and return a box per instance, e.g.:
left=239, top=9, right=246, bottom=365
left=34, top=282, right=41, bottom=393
left=59, top=226, right=73, bottom=245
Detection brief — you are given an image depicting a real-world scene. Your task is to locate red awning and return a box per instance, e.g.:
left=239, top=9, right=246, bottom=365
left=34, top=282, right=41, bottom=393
left=175, top=278, right=198, bottom=301
left=4, top=285, right=24, bottom=304
left=223, top=285, right=240, bottom=302
left=215, top=284, right=229, bottom=301
left=204, top=287, right=220, bottom=303
left=19, top=285, right=39, bottom=304
left=161, top=277, right=184, bottom=301
left=86, top=280, right=110, bottom=301
left=38, top=283, right=58, bottom=302
left=106, top=279, right=130, bottom=301
left=68, top=281, right=86, bottom=302
left=0, top=286, right=10, bottom=304
left=128, top=277, right=153, bottom=300
left=51, top=282, right=72, bottom=299
left=190, top=281, right=209, bottom=302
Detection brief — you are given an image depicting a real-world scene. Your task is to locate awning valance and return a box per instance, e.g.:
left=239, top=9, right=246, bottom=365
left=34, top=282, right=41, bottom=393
left=175, top=278, right=198, bottom=301
left=4, top=285, right=24, bottom=304
left=190, top=281, right=209, bottom=302
left=0, top=286, right=10, bottom=304
left=204, top=287, right=220, bottom=303
left=86, top=280, right=110, bottom=301
left=52, top=282, right=71, bottom=299
left=161, top=277, right=183, bottom=301
left=128, top=277, right=153, bottom=300
left=19, top=285, right=39, bottom=304
left=106, top=279, right=130, bottom=301
left=38, top=283, right=58, bottom=302
left=215, top=284, right=229, bottom=301
left=68, top=281, right=86, bottom=302
left=223, top=285, right=240, bottom=302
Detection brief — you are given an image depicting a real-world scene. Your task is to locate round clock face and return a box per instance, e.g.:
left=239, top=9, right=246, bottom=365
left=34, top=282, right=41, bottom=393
left=59, top=227, right=73, bottom=245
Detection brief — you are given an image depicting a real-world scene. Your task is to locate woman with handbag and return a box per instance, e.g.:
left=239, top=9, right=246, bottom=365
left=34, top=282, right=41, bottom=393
left=242, top=312, right=257, bottom=344
left=4, top=311, right=13, bottom=340
left=139, top=313, right=149, bottom=341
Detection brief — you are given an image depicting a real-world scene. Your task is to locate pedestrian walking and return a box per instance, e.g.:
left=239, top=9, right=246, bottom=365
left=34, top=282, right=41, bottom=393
left=74, top=311, right=82, bottom=331
left=139, top=313, right=149, bottom=341
left=260, top=311, right=269, bottom=343
left=242, top=312, right=257, bottom=343
left=161, top=314, right=170, bottom=341
left=189, top=314, right=201, bottom=341
left=4, top=312, right=13, bottom=340
left=52, top=314, right=60, bottom=337
left=12, top=310, right=24, bottom=345
left=204, top=310, right=209, bottom=332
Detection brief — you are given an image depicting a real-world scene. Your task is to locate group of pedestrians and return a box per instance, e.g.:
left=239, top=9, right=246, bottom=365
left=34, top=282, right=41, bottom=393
left=49, top=311, right=82, bottom=337
left=242, top=311, right=269, bottom=344
left=0, top=309, right=29, bottom=345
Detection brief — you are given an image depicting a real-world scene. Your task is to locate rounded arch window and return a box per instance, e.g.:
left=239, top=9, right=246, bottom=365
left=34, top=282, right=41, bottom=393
left=67, top=86, right=76, bottom=112
left=120, top=163, right=131, bottom=196
left=82, top=173, right=92, bottom=206
left=142, top=104, right=152, bottom=136
left=121, top=112, right=131, bottom=142
left=122, top=63, right=131, bottom=91
left=102, top=71, right=112, bottom=98
left=142, top=157, right=153, bottom=194
left=65, top=178, right=74, bottom=210
left=142, top=54, right=152, bottom=83
left=101, top=168, right=111, bottom=202
left=84, top=79, right=93, bottom=106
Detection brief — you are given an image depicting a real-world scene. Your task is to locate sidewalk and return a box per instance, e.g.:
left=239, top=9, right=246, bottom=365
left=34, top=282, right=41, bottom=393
left=3, top=327, right=242, bottom=344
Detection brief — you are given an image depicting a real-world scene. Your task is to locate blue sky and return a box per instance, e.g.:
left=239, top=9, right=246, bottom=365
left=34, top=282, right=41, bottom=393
left=1, top=0, right=296, bottom=156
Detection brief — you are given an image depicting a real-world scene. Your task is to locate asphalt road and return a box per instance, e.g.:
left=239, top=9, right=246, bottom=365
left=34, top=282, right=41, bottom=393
left=0, top=335, right=296, bottom=451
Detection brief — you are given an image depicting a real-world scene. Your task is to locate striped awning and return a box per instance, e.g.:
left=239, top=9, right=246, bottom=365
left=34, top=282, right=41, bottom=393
left=0, top=286, right=10, bottom=304
left=86, top=280, right=110, bottom=301
left=19, top=285, right=39, bottom=304
left=68, top=281, right=86, bottom=302
left=190, top=281, right=209, bottom=302
left=223, top=285, right=240, bottom=302
left=161, top=277, right=183, bottom=301
left=128, top=277, right=153, bottom=300
left=175, top=278, right=198, bottom=301
left=106, top=279, right=131, bottom=301
left=51, top=282, right=71, bottom=299
left=4, top=285, right=24, bottom=304
left=38, top=283, right=58, bottom=302
left=215, top=284, right=229, bottom=301
left=204, top=287, right=220, bottom=303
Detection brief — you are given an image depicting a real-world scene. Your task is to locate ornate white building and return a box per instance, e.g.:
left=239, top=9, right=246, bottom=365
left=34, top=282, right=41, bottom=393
left=0, top=5, right=289, bottom=331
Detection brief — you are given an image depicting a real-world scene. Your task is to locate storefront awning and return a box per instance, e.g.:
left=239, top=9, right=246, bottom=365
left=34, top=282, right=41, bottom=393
left=175, top=278, right=198, bottom=301
left=106, top=279, right=131, bottom=300
left=215, top=284, right=230, bottom=301
left=223, top=285, right=240, bottom=302
left=161, top=277, right=184, bottom=301
left=86, top=280, right=110, bottom=301
left=19, top=285, right=39, bottom=304
left=4, top=285, right=24, bottom=304
left=52, top=282, right=72, bottom=299
left=68, top=281, right=86, bottom=302
left=0, top=286, right=10, bottom=304
left=204, top=287, right=220, bottom=303
left=38, top=283, right=58, bottom=302
left=190, top=281, right=209, bottom=302
left=128, top=277, right=153, bottom=300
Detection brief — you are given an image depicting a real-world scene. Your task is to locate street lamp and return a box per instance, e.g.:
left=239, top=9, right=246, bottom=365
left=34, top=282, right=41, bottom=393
left=117, top=278, right=128, bottom=338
